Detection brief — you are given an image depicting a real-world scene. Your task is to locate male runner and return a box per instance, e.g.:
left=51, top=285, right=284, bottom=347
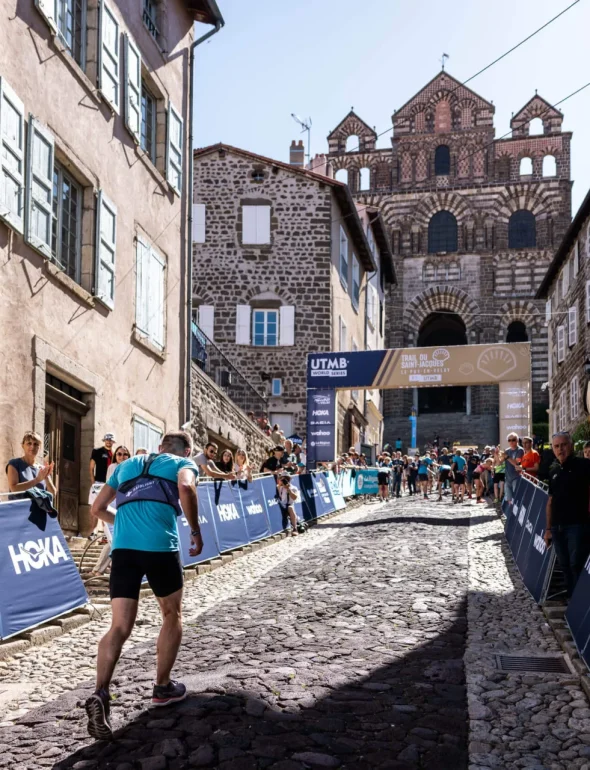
left=418, top=451, right=433, bottom=499
left=452, top=449, right=467, bottom=503
left=85, top=430, right=202, bottom=740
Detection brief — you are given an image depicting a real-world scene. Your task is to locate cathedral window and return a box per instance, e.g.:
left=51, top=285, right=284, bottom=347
left=359, top=167, right=370, bottom=190
left=508, top=210, right=536, bottom=249
left=428, top=211, right=458, bottom=253
left=434, top=145, right=450, bottom=176
left=346, top=135, right=359, bottom=152
left=335, top=168, right=348, bottom=184
left=529, top=117, right=544, bottom=136
left=506, top=321, right=528, bottom=342
left=519, top=157, right=533, bottom=176
left=496, top=156, right=511, bottom=181
left=542, top=155, right=557, bottom=177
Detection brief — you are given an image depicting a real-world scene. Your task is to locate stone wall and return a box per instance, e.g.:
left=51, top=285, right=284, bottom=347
left=191, top=363, right=273, bottom=470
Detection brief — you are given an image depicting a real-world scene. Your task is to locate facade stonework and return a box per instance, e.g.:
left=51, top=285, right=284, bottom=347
left=327, top=72, right=572, bottom=448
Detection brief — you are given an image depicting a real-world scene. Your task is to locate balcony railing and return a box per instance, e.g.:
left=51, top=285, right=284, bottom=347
left=191, top=317, right=269, bottom=419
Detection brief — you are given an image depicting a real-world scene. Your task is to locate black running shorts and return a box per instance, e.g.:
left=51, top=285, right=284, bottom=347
left=110, top=549, right=183, bottom=600
left=454, top=471, right=465, bottom=485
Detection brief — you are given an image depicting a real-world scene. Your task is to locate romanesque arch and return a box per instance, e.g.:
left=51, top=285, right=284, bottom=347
left=412, top=190, right=473, bottom=228
left=494, top=300, right=541, bottom=340
left=403, top=286, right=481, bottom=341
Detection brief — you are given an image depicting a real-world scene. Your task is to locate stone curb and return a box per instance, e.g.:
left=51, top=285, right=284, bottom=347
left=0, top=497, right=362, bottom=661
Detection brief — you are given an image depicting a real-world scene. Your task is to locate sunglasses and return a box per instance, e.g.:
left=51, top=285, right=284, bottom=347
left=508, top=439, right=518, bottom=442
left=116, top=452, right=130, bottom=457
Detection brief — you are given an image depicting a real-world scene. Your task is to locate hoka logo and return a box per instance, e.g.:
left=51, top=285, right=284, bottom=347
left=218, top=503, right=240, bottom=522
left=533, top=534, right=546, bottom=555
left=9, top=537, right=69, bottom=575
left=525, top=520, right=533, bottom=534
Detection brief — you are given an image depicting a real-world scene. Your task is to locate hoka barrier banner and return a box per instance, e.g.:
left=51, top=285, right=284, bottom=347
left=0, top=500, right=88, bottom=640
left=205, top=481, right=250, bottom=553
left=311, top=473, right=336, bottom=517
left=180, top=488, right=220, bottom=566
left=233, top=480, right=271, bottom=543
left=566, top=557, right=590, bottom=672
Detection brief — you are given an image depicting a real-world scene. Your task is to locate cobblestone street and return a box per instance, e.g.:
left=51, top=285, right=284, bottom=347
left=1, top=497, right=590, bottom=770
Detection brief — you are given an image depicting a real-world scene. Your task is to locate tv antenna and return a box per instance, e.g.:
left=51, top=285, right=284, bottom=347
left=291, top=114, right=312, bottom=166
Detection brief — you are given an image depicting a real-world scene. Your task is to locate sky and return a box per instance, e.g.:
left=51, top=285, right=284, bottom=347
left=193, top=0, right=590, bottom=213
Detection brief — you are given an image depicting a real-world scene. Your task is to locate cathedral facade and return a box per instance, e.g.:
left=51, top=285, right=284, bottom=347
left=326, top=71, right=572, bottom=447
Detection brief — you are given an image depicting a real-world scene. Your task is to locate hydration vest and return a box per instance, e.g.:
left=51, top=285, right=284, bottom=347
left=115, top=453, right=184, bottom=516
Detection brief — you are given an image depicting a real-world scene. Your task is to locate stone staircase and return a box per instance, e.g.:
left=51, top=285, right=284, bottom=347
left=67, top=536, right=111, bottom=599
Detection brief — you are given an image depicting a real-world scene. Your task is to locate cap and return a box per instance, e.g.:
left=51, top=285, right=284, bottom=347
left=273, top=444, right=285, bottom=452
left=103, top=433, right=115, bottom=441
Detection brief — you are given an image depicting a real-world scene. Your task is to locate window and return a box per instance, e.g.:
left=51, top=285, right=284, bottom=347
left=242, top=205, right=271, bottom=245
left=0, top=77, right=25, bottom=233
left=339, top=316, right=347, bottom=351
left=352, top=255, right=360, bottom=309
left=335, top=168, right=348, bottom=184
left=529, top=117, right=544, bottom=136
left=192, top=203, right=206, bottom=244
left=143, top=0, right=161, bottom=43
left=428, top=210, right=457, bottom=253
left=367, top=224, right=376, bottom=258
left=141, top=82, right=156, bottom=163
left=252, top=309, right=278, bottom=346
left=133, top=415, right=162, bottom=454
left=519, top=157, right=533, bottom=176
left=359, top=167, right=370, bottom=190
left=51, top=163, right=82, bottom=281
left=346, top=135, right=359, bottom=152
left=506, top=321, right=528, bottom=343
left=542, top=155, right=556, bottom=177
left=568, top=304, right=578, bottom=347
left=379, top=300, right=384, bottom=336
left=496, top=156, right=511, bottom=181
left=136, top=236, right=165, bottom=349
left=559, top=391, right=567, bottom=432
left=434, top=145, right=450, bottom=175
left=508, top=210, right=536, bottom=249
left=571, top=376, right=580, bottom=421
left=56, top=0, right=86, bottom=67
left=573, top=242, right=579, bottom=277
left=367, top=284, right=377, bottom=328
left=586, top=281, right=590, bottom=324
left=272, top=378, right=282, bottom=396
left=557, top=325, right=565, bottom=363
left=339, top=226, right=349, bottom=288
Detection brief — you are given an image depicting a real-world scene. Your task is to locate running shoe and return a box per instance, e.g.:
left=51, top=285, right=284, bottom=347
left=152, top=680, right=187, bottom=706
left=85, top=688, right=113, bottom=741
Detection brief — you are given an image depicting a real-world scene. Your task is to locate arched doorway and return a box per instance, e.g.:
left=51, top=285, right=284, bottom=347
left=417, top=311, right=467, bottom=413
left=506, top=320, right=528, bottom=342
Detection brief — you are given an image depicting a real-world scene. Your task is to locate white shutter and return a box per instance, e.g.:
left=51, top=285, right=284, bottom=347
left=279, top=305, right=295, bottom=346
left=242, top=206, right=256, bottom=243
left=148, top=423, right=163, bottom=453
left=198, top=304, right=214, bottom=340
left=587, top=281, right=590, bottom=324
left=35, top=0, right=57, bottom=32
left=25, top=116, right=54, bottom=257
left=574, top=242, right=580, bottom=277
left=562, top=261, right=569, bottom=298
left=98, top=1, right=120, bottom=113
left=166, top=102, right=183, bottom=194
left=571, top=376, right=579, bottom=421
left=94, top=191, right=117, bottom=308
left=135, top=235, right=150, bottom=333
left=545, top=298, right=551, bottom=325
left=124, top=33, right=141, bottom=142
left=568, top=304, right=578, bottom=347
left=192, top=203, right=206, bottom=243
left=236, top=304, right=251, bottom=344
left=0, top=78, right=25, bottom=233
left=256, top=205, right=271, bottom=244
left=148, top=247, right=165, bottom=348
left=133, top=417, right=148, bottom=452
left=557, top=325, right=565, bottom=363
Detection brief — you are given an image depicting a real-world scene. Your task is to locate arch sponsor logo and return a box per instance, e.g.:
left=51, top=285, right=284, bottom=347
left=310, top=357, right=349, bottom=378
left=8, top=537, right=69, bottom=575
left=476, top=346, right=517, bottom=380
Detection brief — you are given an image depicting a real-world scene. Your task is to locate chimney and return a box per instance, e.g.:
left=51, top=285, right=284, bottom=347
left=289, top=139, right=305, bottom=168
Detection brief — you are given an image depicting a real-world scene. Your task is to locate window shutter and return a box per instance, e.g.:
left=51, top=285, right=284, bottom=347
left=242, top=206, right=256, bottom=243
left=574, top=242, right=580, bottom=277
left=545, top=298, right=551, bottom=325
left=279, top=305, right=295, bottom=346
left=133, top=417, right=148, bottom=453
left=198, top=304, right=214, bottom=340
left=568, top=305, right=578, bottom=347
left=98, top=1, right=120, bottom=113
left=94, top=191, right=117, bottom=308
left=256, top=205, right=271, bottom=244
left=0, top=78, right=25, bottom=233
left=148, top=424, right=163, bottom=453
left=135, top=235, right=150, bottom=333
left=34, top=0, right=57, bottom=32
left=25, top=116, right=54, bottom=258
left=166, top=102, right=183, bottom=194
left=586, top=281, right=590, bottom=324
left=236, top=304, right=251, bottom=344
left=192, top=203, right=206, bottom=243
left=148, top=247, right=165, bottom=348
left=124, top=33, right=141, bottom=142
left=557, top=325, right=565, bottom=363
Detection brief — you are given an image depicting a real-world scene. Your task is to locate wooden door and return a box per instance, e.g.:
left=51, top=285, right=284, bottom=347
left=56, top=405, right=81, bottom=533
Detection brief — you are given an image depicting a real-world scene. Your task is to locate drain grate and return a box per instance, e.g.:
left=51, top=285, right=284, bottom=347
left=495, top=654, right=570, bottom=674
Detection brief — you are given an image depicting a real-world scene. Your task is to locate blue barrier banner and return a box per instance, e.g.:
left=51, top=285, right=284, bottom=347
left=0, top=500, right=88, bottom=640
left=354, top=468, right=379, bottom=495
left=298, top=474, right=322, bottom=521
left=325, top=471, right=346, bottom=510
left=312, top=473, right=336, bottom=516
left=258, top=475, right=286, bottom=534
left=205, top=481, right=250, bottom=553
left=340, top=469, right=355, bottom=498
left=566, top=557, right=590, bottom=670
left=504, top=476, right=554, bottom=604
left=234, top=481, right=272, bottom=543
left=179, top=488, right=220, bottom=566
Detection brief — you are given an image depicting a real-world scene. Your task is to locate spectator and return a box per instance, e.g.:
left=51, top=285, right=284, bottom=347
left=260, top=445, right=286, bottom=476
left=395, top=437, right=402, bottom=451
left=504, top=432, right=524, bottom=503
left=6, top=431, right=55, bottom=499
left=135, top=448, right=148, bottom=456
left=465, top=450, right=479, bottom=500
left=451, top=449, right=467, bottom=504
left=91, top=445, right=130, bottom=576
left=247, top=411, right=256, bottom=424
left=583, top=441, right=590, bottom=459
left=493, top=452, right=506, bottom=504
left=391, top=454, right=403, bottom=499
left=106, top=446, right=131, bottom=482
left=217, top=449, right=234, bottom=474
left=277, top=472, right=299, bottom=536
left=436, top=456, right=452, bottom=502
left=377, top=465, right=390, bottom=502
left=407, top=454, right=418, bottom=496
left=90, top=433, right=115, bottom=484
left=292, top=443, right=305, bottom=472
left=473, top=457, right=492, bottom=504
left=545, top=432, right=590, bottom=598
left=271, top=423, right=282, bottom=445
left=234, top=449, right=253, bottom=482
left=195, top=442, right=234, bottom=480
left=521, top=437, right=540, bottom=477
